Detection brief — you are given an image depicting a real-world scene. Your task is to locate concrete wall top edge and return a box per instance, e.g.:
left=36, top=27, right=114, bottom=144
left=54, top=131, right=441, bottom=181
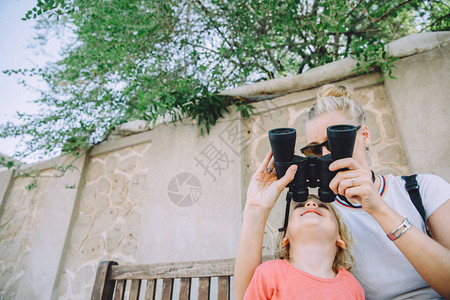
left=221, top=32, right=450, bottom=99
left=386, top=31, right=450, bottom=58
left=220, top=57, right=359, bottom=98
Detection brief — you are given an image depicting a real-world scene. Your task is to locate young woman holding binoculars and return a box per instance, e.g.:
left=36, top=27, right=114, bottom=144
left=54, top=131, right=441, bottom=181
left=235, top=84, right=450, bottom=299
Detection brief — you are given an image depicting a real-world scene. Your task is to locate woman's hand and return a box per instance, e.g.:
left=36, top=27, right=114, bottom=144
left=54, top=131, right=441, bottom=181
left=329, top=157, right=384, bottom=214
left=246, top=150, right=298, bottom=213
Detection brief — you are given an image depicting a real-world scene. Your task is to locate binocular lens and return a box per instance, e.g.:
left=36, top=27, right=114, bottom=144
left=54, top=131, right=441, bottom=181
left=327, top=125, right=358, bottom=161
left=268, top=128, right=296, bottom=162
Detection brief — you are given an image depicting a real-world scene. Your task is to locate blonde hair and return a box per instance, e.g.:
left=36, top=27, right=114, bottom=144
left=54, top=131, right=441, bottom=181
left=306, top=84, right=365, bottom=126
left=275, top=195, right=355, bottom=272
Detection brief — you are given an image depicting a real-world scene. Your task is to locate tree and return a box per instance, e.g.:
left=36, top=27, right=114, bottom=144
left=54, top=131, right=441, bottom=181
left=2, top=0, right=449, bottom=162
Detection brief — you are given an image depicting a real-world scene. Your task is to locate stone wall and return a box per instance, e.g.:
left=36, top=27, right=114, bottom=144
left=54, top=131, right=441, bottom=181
left=0, top=32, right=449, bottom=299
left=56, top=143, right=150, bottom=299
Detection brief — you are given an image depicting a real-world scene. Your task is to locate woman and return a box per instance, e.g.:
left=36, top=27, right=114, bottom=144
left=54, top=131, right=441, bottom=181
left=235, top=84, right=450, bottom=299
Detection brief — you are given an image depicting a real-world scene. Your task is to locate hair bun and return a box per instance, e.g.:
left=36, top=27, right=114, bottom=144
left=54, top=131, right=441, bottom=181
left=317, top=84, right=354, bottom=98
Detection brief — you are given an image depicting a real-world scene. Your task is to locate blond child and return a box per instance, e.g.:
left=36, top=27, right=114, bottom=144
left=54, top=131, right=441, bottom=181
left=243, top=194, right=364, bottom=299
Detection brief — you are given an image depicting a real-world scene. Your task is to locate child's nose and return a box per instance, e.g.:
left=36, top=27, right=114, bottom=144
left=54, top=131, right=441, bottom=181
left=305, top=200, right=318, bottom=207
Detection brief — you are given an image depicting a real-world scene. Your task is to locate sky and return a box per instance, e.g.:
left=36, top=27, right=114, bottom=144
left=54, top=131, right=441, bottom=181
left=0, top=0, right=63, bottom=163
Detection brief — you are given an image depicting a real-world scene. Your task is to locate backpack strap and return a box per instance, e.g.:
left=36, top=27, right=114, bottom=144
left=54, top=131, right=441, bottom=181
left=401, top=174, right=432, bottom=237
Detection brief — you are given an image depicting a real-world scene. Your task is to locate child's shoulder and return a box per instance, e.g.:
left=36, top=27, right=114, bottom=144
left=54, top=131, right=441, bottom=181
left=254, top=259, right=293, bottom=280
left=336, top=268, right=358, bottom=280
left=336, top=268, right=353, bottom=276
left=258, top=259, right=288, bottom=271
left=336, top=268, right=365, bottom=291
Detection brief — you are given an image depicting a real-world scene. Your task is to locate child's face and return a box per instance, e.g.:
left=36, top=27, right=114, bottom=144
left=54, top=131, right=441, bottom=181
left=284, top=198, right=344, bottom=248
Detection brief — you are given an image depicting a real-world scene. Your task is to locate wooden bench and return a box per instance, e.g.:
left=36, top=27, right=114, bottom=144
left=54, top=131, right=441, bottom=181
left=91, top=258, right=236, bottom=300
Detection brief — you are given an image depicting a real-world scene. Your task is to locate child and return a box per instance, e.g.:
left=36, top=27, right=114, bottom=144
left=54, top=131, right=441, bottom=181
left=243, top=195, right=365, bottom=299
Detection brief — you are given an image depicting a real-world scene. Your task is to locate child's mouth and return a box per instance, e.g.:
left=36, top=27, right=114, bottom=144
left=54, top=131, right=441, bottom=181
left=301, top=209, right=322, bottom=216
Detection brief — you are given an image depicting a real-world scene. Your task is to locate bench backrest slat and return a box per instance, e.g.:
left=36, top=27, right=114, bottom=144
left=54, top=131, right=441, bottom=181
left=198, top=277, right=210, bottom=300
left=179, top=278, right=191, bottom=300
left=218, top=276, right=230, bottom=300
left=145, top=279, right=157, bottom=300
left=161, top=278, right=174, bottom=300
left=113, top=280, right=126, bottom=300
left=129, top=280, right=141, bottom=300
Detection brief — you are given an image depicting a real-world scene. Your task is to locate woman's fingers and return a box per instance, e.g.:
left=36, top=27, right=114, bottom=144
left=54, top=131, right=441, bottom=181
left=257, top=149, right=273, bottom=173
left=329, top=159, right=372, bottom=196
left=276, top=165, right=297, bottom=192
left=336, top=178, right=354, bottom=196
left=344, top=185, right=369, bottom=200
left=329, top=157, right=361, bottom=171
left=267, top=156, right=275, bottom=172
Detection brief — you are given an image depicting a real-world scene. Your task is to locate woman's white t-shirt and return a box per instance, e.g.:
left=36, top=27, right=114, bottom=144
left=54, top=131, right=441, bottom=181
left=332, top=174, right=449, bottom=300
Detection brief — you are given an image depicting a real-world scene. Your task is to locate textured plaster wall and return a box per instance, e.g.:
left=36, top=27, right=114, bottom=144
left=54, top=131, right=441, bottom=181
left=385, top=42, right=450, bottom=181
left=135, top=117, right=243, bottom=265
left=0, top=174, right=51, bottom=299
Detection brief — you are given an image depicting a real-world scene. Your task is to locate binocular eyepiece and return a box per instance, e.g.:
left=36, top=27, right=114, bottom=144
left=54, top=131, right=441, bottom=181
left=268, top=124, right=358, bottom=231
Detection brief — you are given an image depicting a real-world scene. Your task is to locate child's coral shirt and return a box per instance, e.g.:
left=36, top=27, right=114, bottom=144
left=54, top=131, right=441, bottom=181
left=243, top=259, right=365, bottom=299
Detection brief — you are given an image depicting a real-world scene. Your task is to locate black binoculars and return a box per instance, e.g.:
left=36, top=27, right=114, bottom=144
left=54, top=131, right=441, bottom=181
left=268, top=124, right=358, bottom=231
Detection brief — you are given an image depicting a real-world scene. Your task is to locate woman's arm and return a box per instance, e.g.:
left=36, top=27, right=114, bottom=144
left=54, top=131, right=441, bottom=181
left=329, top=158, right=450, bottom=299
left=428, top=200, right=450, bottom=249
left=234, top=150, right=297, bottom=300
left=370, top=200, right=450, bottom=299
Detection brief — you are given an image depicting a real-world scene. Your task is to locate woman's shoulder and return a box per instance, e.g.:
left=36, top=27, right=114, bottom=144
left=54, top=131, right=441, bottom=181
left=384, top=173, right=448, bottom=185
left=384, top=173, right=449, bottom=195
left=416, top=173, right=449, bottom=186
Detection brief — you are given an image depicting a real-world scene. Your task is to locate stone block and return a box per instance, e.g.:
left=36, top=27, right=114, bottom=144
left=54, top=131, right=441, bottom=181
left=71, top=264, right=95, bottom=295
left=123, top=211, right=141, bottom=240
left=370, top=86, right=389, bottom=110
left=354, top=89, right=372, bottom=107
left=86, top=160, right=105, bottom=182
left=80, top=235, right=105, bottom=260
left=118, top=238, right=138, bottom=257
left=91, top=207, right=117, bottom=235
left=381, top=113, right=398, bottom=140
left=111, top=173, right=128, bottom=206
left=96, top=178, right=110, bottom=194
left=94, top=194, right=110, bottom=217
left=105, top=154, right=119, bottom=178
left=365, top=110, right=381, bottom=145
left=378, top=144, right=408, bottom=165
left=117, top=200, right=132, bottom=218
left=70, top=214, right=93, bottom=250
left=128, top=173, right=146, bottom=201
left=63, top=249, right=80, bottom=273
left=79, top=184, right=95, bottom=214
left=57, top=271, right=70, bottom=298
left=0, top=264, right=15, bottom=294
left=106, top=223, right=124, bottom=253
left=118, top=156, right=138, bottom=172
